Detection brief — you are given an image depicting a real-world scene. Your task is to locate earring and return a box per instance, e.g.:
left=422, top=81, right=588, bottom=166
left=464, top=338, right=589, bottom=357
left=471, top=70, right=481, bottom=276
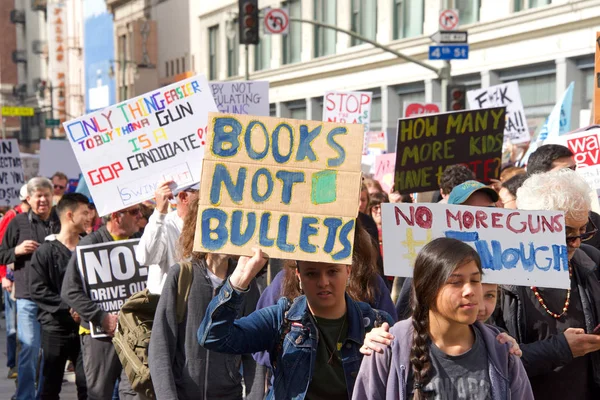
left=298, top=279, right=303, bottom=293
left=346, top=277, right=350, bottom=287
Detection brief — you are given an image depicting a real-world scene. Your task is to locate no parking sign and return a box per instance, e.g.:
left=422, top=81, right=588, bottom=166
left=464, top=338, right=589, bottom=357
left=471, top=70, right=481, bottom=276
left=264, top=8, right=289, bottom=35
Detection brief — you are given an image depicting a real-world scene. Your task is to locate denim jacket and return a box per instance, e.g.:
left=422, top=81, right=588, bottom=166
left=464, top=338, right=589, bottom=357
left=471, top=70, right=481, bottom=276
left=198, top=278, right=394, bottom=400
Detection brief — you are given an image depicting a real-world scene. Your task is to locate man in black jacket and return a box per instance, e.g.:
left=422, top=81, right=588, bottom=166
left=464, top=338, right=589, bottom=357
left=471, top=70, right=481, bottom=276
left=0, top=177, right=59, bottom=400
left=30, top=193, right=91, bottom=399
left=61, top=204, right=143, bottom=400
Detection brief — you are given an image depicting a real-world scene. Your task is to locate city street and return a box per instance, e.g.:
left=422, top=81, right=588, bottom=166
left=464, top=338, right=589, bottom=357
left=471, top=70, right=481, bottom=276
left=0, top=316, right=78, bottom=399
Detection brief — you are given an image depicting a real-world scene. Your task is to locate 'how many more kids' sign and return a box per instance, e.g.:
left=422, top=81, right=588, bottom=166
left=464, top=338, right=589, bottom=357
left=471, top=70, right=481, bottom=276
left=381, top=203, right=570, bottom=289
left=62, top=75, right=217, bottom=216
left=194, top=113, right=364, bottom=264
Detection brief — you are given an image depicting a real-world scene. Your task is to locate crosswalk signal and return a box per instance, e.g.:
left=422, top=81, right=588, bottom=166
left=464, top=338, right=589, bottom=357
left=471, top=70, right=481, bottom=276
left=447, top=84, right=466, bottom=111
left=239, top=0, right=259, bottom=45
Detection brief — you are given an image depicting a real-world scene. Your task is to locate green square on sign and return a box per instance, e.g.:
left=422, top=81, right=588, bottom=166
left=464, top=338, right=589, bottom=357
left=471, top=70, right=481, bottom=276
left=311, top=170, right=337, bottom=205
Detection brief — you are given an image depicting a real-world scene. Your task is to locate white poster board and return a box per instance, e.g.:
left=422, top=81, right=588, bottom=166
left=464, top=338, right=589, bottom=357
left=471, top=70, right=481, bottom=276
left=39, top=139, right=81, bottom=180
left=0, top=139, right=26, bottom=207
left=382, top=203, right=569, bottom=289
left=63, top=75, right=217, bottom=216
left=323, top=91, right=372, bottom=155
left=467, top=81, right=530, bottom=145
left=548, top=127, right=600, bottom=190
left=20, top=153, right=39, bottom=182
left=209, top=81, right=269, bottom=116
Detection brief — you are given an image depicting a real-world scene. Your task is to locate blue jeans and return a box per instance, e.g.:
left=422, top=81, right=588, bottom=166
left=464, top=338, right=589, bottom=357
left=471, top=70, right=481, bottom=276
left=16, top=299, right=41, bottom=400
left=4, top=289, right=17, bottom=369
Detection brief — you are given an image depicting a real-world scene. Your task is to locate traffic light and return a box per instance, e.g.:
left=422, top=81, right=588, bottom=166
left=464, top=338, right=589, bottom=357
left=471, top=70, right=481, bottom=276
left=239, top=0, right=259, bottom=45
left=447, top=84, right=466, bottom=111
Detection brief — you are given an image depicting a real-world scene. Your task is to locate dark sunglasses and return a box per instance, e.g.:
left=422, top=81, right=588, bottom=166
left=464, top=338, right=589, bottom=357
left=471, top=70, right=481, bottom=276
left=121, top=208, right=142, bottom=217
left=54, top=184, right=65, bottom=190
left=566, top=217, right=598, bottom=244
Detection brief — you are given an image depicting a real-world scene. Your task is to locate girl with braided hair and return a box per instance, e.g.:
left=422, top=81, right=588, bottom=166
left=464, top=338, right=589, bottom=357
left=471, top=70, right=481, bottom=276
left=352, top=238, right=533, bottom=399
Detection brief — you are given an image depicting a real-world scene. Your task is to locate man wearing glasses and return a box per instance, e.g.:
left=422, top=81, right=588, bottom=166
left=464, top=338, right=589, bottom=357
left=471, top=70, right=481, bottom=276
left=495, top=169, right=600, bottom=399
left=51, top=172, right=69, bottom=206
left=61, top=205, right=144, bottom=400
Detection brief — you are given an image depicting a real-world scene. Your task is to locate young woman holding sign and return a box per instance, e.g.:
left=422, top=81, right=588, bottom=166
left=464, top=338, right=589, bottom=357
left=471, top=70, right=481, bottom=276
left=197, top=230, right=394, bottom=399
left=352, top=238, right=533, bottom=400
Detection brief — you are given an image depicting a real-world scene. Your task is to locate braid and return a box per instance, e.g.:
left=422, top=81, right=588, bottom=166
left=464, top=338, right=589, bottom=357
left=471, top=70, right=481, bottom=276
left=410, top=299, right=432, bottom=400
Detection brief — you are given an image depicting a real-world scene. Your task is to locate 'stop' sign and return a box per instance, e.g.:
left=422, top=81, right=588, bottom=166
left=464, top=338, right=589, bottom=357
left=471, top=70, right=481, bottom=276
left=194, top=113, right=364, bottom=264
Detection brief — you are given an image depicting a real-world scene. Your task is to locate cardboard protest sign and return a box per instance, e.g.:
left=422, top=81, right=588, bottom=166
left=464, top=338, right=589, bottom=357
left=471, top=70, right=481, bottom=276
left=194, top=113, right=363, bottom=264
left=467, top=82, right=530, bottom=145
left=63, top=75, right=217, bottom=216
left=0, top=140, right=26, bottom=207
left=548, top=127, right=600, bottom=190
left=323, top=91, right=372, bottom=155
left=210, top=81, right=269, bottom=116
left=374, top=153, right=396, bottom=193
left=394, top=107, right=505, bottom=195
left=382, top=203, right=569, bottom=289
left=404, top=102, right=442, bottom=118
left=39, top=139, right=81, bottom=180
left=76, top=239, right=148, bottom=338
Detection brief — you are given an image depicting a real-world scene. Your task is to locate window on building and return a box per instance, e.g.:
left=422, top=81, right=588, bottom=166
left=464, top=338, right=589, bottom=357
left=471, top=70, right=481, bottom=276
left=171, top=60, right=175, bottom=78
left=208, top=25, right=219, bottom=80
left=282, top=0, right=301, bottom=64
left=286, top=100, right=306, bottom=119
left=254, top=33, right=271, bottom=71
left=351, top=0, right=377, bottom=46
left=182, top=57, right=186, bottom=72
left=165, top=61, right=169, bottom=77
left=314, top=0, right=336, bottom=57
left=176, top=59, right=180, bottom=75
left=395, top=82, right=425, bottom=116
left=515, top=0, right=551, bottom=11
left=456, top=0, right=480, bottom=25
left=518, top=74, right=555, bottom=108
left=368, top=89, right=382, bottom=131
left=227, top=23, right=239, bottom=77
left=270, top=104, right=277, bottom=117
left=393, top=0, right=424, bottom=40
left=583, top=68, right=593, bottom=108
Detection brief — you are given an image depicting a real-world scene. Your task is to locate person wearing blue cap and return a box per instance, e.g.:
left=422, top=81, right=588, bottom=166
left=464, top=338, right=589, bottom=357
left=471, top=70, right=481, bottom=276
left=447, top=180, right=499, bottom=207
left=134, top=180, right=199, bottom=294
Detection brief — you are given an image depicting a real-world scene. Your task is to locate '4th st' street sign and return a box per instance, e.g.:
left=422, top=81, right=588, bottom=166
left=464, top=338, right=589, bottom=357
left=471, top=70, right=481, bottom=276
left=429, top=44, right=469, bottom=60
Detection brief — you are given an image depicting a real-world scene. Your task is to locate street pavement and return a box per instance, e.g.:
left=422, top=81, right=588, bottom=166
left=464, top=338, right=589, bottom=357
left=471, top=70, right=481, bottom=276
left=0, top=314, right=78, bottom=399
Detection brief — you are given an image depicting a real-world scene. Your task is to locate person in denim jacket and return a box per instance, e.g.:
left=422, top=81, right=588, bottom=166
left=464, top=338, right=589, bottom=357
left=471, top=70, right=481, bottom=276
left=198, top=227, right=394, bottom=399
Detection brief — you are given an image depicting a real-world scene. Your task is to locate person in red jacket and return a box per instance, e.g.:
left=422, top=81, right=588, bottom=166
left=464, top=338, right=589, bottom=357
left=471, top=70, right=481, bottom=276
left=0, top=185, right=29, bottom=380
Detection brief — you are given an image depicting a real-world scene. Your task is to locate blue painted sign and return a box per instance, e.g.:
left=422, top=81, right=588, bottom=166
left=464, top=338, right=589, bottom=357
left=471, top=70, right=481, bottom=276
left=429, top=45, right=469, bottom=60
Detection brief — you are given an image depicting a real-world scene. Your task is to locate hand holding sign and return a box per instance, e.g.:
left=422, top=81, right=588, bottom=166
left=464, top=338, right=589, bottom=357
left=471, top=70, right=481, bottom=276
left=155, top=180, right=175, bottom=214
left=101, top=313, right=118, bottom=337
left=230, top=248, right=267, bottom=291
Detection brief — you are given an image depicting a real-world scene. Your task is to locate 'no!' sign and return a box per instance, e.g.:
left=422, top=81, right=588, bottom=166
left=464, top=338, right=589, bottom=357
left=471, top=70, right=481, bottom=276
left=264, top=8, right=289, bottom=35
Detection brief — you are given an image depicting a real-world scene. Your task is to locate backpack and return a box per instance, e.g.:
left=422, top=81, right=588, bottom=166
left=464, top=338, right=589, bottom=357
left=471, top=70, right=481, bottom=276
left=113, top=262, right=194, bottom=398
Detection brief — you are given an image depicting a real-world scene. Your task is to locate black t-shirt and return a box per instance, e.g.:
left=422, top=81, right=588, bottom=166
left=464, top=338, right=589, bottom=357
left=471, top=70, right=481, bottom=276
left=406, top=327, right=491, bottom=400
left=523, top=279, right=594, bottom=399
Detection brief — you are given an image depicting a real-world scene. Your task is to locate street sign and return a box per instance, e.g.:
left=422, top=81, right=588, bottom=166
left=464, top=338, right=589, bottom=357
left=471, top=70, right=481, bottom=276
left=264, top=8, right=289, bottom=35
left=1, top=106, right=34, bottom=117
left=430, top=30, right=468, bottom=44
left=429, top=45, right=469, bottom=61
left=45, top=118, right=60, bottom=127
left=439, top=9, right=459, bottom=31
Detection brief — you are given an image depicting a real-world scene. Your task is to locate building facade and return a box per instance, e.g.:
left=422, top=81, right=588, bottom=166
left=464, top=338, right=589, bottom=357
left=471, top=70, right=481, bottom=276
left=196, top=0, right=600, bottom=152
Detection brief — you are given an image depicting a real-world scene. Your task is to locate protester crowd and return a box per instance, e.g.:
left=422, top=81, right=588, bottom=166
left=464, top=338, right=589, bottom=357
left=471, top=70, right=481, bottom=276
left=1, top=143, right=600, bottom=399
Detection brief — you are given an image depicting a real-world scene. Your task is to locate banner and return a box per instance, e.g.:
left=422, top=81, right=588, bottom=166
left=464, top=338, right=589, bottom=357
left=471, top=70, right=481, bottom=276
left=323, top=91, right=372, bottom=155
left=76, top=239, right=148, bottom=338
left=194, top=113, right=363, bottom=264
left=210, top=81, right=269, bottom=116
left=39, top=139, right=81, bottom=180
left=47, top=1, right=68, bottom=128
left=394, top=107, right=505, bottom=195
left=403, top=102, right=442, bottom=118
left=382, top=203, right=569, bottom=289
left=548, top=127, right=600, bottom=190
left=63, top=75, right=217, bottom=216
left=374, top=153, right=396, bottom=193
left=0, top=140, right=26, bottom=207
left=467, top=82, right=530, bottom=145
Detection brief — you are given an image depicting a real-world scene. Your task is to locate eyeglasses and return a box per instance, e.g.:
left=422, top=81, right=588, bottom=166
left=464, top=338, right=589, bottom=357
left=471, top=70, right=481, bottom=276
left=566, top=217, right=598, bottom=244
left=121, top=208, right=142, bottom=217
left=53, top=184, right=65, bottom=190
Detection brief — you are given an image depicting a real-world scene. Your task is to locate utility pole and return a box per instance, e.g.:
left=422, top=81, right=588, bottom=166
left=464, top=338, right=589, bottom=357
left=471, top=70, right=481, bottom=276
left=441, top=0, right=454, bottom=112
left=245, top=44, right=250, bottom=81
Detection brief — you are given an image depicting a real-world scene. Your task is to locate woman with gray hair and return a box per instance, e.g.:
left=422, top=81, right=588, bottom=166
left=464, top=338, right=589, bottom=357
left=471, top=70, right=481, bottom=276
left=495, top=169, right=600, bottom=399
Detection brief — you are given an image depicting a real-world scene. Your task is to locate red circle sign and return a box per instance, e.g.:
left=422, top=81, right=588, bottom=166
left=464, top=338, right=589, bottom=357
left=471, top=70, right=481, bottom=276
left=265, top=9, right=289, bottom=34
left=439, top=9, right=459, bottom=30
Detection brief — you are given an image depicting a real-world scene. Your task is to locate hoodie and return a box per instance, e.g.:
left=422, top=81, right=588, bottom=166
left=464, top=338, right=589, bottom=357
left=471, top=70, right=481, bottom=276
left=352, top=319, right=533, bottom=400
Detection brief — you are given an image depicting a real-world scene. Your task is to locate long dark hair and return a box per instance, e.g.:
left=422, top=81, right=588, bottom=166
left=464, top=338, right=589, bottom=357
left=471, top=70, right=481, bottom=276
left=410, top=238, right=482, bottom=399
left=281, top=218, right=379, bottom=304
